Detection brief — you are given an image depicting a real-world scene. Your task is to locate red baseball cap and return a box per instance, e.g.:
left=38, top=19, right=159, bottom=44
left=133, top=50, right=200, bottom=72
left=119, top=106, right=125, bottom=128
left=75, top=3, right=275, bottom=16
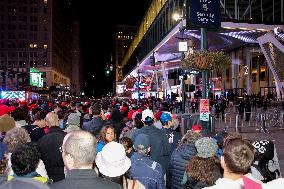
left=191, top=124, right=203, bottom=132
left=0, top=105, right=15, bottom=116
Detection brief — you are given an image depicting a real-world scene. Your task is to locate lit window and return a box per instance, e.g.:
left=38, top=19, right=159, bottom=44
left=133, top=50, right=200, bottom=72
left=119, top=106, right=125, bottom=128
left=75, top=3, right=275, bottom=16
left=33, top=44, right=37, bottom=48
left=29, top=44, right=33, bottom=48
left=44, top=0, right=48, bottom=4
left=44, top=44, right=47, bottom=49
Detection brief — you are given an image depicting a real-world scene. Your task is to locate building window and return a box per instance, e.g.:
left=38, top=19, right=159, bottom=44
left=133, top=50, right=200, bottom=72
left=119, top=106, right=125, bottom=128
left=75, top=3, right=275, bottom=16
left=44, top=0, right=48, bottom=4
left=30, top=16, right=37, bottom=22
left=19, top=25, right=27, bottom=30
left=44, top=44, right=47, bottom=49
left=19, top=15, right=27, bottom=21
left=8, top=33, right=16, bottom=39
left=30, top=25, right=38, bottom=31
left=7, top=42, right=16, bottom=48
left=8, top=24, right=16, bottom=30
left=19, top=42, right=27, bottom=48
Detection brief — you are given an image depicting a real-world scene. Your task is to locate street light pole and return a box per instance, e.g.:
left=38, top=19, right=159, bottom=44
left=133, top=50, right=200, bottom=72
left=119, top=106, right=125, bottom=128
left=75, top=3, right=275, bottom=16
left=137, top=69, right=140, bottom=100
left=201, top=28, right=210, bottom=134
left=201, top=28, right=209, bottom=98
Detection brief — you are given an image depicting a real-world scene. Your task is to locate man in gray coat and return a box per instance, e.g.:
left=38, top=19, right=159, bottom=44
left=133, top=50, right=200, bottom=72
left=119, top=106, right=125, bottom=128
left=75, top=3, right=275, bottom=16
left=51, top=130, right=121, bottom=189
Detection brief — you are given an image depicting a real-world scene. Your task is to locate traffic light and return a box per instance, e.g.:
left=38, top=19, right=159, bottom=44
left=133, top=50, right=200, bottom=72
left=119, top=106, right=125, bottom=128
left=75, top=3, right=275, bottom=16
left=105, top=67, right=110, bottom=76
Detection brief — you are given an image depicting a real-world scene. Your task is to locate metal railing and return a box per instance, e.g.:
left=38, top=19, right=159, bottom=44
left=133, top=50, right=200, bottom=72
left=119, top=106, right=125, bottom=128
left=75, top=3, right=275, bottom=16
left=174, top=113, right=215, bottom=136
left=232, top=110, right=284, bottom=134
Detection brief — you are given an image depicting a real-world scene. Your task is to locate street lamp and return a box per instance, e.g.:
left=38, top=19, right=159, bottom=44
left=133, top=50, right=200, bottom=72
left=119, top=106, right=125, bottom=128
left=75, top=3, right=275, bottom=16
left=172, top=12, right=182, bottom=21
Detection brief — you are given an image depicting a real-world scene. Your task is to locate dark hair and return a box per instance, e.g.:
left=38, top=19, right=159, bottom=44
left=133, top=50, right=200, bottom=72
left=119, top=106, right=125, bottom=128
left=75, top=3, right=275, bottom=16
left=222, top=134, right=254, bottom=174
left=99, top=125, right=116, bottom=143
left=57, top=109, right=68, bottom=120
left=11, top=108, right=28, bottom=121
left=186, top=156, right=221, bottom=185
left=90, top=104, right=101, bottom=115
left=143, top=116, right=154, bottom=126
left=133, top=113, right=143, bottom=129
left=70, top=101, right=76, bottom=108
left=31, top=107, right=42, bottom=117
left=110, top=108, right=123, bottom=123
left=34, top=110, right=48, bottom=121
left=119, top=137, right=133, bottom=151
left=11, top=143, right=40, bottom=176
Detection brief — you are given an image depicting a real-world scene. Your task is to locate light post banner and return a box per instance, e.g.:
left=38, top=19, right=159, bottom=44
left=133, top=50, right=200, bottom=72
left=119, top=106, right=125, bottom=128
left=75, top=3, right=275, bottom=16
left=200, top=99, right=210, bottom=121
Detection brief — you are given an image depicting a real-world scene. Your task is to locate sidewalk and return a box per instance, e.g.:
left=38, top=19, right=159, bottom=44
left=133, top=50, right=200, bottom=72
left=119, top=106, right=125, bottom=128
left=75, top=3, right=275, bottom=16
left=214, top=107, right=284, bottom=174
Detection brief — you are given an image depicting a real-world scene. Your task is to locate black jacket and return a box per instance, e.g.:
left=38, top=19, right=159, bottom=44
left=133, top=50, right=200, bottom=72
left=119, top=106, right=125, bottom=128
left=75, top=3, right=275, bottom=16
left=38, top=127, right=66, bottom=182
left=50, top=169, right=121, bottom=189
left=169, top=142, right=197, bottom=189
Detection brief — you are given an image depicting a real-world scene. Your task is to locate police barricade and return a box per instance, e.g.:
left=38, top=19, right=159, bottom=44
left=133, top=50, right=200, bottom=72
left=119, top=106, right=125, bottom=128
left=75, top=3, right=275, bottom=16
left=174, top=113, right=215, bottom=136
left=234, top=111, right=262, bottom=133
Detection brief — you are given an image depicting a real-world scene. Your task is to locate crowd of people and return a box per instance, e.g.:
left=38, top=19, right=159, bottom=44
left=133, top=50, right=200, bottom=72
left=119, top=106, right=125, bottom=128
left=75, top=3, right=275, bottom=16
left=0, top=96, right=283, bottom=189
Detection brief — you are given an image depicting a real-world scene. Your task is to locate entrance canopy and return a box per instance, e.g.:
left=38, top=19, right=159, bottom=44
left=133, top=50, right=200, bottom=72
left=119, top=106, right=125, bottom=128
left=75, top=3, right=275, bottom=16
left=126, top=21, right=283, bottom=78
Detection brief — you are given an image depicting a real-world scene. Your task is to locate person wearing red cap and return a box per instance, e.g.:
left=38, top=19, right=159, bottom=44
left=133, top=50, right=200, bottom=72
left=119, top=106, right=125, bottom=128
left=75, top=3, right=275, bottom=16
left=0, top=105, right=15, bottom=117
left=191, top=124, right=203, bottom=133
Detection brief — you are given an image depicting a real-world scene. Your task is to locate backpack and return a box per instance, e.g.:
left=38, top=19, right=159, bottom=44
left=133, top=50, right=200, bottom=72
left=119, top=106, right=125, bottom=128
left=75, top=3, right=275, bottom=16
left=251, top=159, right=280, bottom=183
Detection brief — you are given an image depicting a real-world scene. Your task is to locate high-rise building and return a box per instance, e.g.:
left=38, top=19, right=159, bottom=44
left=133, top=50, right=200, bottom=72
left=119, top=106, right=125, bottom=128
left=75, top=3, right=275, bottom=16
left=0, top=0, right=77, bottom=92
left=71, top=20, right=82, bottom=95
left=114, top=25, right=136, bottom=82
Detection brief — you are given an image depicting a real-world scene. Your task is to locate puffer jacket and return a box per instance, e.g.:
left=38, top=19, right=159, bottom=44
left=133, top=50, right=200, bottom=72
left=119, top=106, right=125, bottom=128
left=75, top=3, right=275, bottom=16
left=169, top=142, right=197, bottom=189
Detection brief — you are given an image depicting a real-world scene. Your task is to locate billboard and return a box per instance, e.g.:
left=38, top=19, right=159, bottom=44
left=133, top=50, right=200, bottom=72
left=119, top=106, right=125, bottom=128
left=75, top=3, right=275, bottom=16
left=30, top=68, right=43, bottom=88
left=1, top=91, right=25, bottom=99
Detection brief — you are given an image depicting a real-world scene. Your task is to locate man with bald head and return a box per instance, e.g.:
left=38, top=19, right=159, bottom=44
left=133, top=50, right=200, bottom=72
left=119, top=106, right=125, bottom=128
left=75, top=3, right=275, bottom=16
left=51, top=130, right=121, bottom=189
left=38, top=112, right=66, bottom=182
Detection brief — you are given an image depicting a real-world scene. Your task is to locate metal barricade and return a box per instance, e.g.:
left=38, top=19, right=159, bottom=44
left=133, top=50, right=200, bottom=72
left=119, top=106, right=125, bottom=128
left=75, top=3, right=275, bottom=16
left=235, top=115, right=240, bottom=133
left=175, top=113, right=215, bottom=135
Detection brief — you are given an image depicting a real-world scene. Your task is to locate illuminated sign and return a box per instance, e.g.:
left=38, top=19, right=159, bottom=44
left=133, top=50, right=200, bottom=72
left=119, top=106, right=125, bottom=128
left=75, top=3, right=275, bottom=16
left=200, top=99, right=210, bottom=121
left=186, top=0, right=220, bottom=29
left=116, top=84, right=125, bottom=94
left=30, top=68, right=43, bottom=88
left=178, top=41, right=188, bottom=52
left=1, top=91, right=25, bottom=99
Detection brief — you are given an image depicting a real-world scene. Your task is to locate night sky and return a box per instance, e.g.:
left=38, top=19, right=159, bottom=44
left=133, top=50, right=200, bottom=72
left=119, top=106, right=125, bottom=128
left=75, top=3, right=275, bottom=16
left=73, top=0, right=151, bottom=97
